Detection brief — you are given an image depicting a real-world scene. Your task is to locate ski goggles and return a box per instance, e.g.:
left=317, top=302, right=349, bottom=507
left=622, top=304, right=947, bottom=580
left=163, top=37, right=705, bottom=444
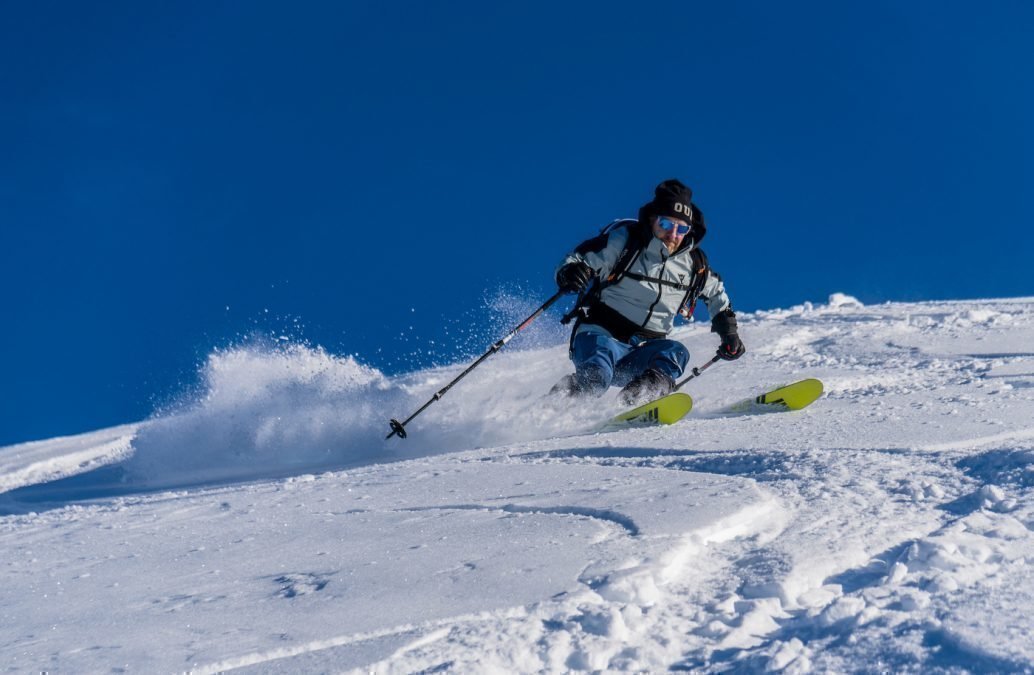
left=657, top=216, right=691, bottom=235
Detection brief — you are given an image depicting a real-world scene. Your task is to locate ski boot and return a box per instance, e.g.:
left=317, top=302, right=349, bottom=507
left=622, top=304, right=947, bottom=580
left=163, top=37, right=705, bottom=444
left=619, top=368, right=675, bottom=406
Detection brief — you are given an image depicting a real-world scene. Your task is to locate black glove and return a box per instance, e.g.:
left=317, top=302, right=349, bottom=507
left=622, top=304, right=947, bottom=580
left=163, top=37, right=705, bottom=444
left=717, top=333, right=746, bottom=361
left=711, top=309, right=746, bottom=361
left=556, top=261, right=594, bottom=293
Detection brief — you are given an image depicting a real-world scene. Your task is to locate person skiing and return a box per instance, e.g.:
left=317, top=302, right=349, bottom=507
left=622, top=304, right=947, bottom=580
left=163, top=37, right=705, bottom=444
left=554, top=178, right=745, bottom=405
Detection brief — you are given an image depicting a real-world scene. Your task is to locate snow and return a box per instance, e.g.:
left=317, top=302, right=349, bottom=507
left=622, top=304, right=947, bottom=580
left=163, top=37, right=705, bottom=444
left=3, top=295, right=1034, bottom=672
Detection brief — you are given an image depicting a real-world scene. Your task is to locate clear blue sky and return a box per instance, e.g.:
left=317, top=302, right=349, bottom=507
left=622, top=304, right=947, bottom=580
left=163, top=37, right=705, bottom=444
left=2, top=1, right=1032, bottom=444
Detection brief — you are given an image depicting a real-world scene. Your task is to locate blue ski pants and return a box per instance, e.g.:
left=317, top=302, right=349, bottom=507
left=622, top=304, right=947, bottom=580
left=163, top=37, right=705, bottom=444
left=570, top=330, right=689, bottom=396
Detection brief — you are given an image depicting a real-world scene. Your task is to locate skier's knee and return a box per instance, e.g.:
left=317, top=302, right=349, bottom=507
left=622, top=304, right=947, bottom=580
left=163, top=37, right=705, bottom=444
left=671, top=342, right=689, bottom=369
left=659, top=340, right=689, bottom=370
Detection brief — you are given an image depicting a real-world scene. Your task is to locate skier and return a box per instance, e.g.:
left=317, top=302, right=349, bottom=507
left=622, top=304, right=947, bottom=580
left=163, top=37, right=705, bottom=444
left=554, top=178, right=745, bottom=405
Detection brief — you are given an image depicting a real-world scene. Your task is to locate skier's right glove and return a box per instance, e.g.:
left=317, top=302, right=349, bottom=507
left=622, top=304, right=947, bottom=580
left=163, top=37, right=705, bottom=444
left=556, top=261, right=594, bottom=293
left=711, top=308, right=746, bottom=361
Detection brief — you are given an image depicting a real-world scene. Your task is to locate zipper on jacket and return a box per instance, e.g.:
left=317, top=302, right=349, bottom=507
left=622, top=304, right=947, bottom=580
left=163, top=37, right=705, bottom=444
left=642, top=258, right=667, bottom=328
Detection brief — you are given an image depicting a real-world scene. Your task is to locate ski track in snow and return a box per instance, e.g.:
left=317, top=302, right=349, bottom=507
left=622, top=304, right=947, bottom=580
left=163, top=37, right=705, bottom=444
left=2, top=296, right=1034, bottom=672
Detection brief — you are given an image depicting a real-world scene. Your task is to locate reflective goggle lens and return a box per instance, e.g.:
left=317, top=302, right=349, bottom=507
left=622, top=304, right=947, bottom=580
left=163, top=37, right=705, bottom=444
left=658, top=216, right=691, bottom=235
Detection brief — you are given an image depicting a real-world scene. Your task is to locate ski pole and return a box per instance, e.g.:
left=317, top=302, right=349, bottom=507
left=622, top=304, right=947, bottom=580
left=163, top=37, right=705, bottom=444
left=674, top=354, right=722, bottom=391
left=386, top=290, right=567, bottom=440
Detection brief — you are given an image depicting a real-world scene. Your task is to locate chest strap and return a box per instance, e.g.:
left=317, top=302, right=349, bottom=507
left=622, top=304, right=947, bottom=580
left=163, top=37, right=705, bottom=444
left=621, top=271, right=692, bottom=292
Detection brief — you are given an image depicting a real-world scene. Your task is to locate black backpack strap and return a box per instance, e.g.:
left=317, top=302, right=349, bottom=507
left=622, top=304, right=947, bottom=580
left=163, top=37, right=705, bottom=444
left=560, top=218, right=648, bottom=326
left=678, top=247, right=712, bottom=318
left=601, top=219, right=651, bottom=288
left=620, top=271, right=692, bottom=291
left=560, top=218, right=653, bottom=346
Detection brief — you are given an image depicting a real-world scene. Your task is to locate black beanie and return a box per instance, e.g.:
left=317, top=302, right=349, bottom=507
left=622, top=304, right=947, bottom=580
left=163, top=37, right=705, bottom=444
left=646, top=178, right=694, bottom=221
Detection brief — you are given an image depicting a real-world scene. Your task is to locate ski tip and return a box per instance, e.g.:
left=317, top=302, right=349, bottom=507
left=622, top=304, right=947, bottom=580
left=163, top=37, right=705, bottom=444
left=756, top=378, right=824, bottom=410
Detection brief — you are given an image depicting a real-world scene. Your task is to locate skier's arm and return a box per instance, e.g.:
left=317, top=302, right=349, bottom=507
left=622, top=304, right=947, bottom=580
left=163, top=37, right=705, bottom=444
left=699, top=270, right=745, bottom=360
left=555, top=226, right=630, bottom=286
left=699, top=269, right=732, bottom=317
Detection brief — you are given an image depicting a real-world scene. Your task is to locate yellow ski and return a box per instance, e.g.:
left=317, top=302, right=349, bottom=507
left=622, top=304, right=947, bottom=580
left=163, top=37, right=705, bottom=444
left=600, top=392, right=693, bottom=430
left=594, top=377, right=821, bottom=432
left=725, top=378, right=824, bottom=413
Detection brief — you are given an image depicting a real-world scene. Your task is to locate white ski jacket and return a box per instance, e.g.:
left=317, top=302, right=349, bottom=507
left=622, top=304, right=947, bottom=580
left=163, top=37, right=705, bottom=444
left=558, top=222, right=731, bottom=341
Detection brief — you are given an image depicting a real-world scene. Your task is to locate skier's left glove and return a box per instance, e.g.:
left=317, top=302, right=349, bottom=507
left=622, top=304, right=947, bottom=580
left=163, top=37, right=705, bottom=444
left=717, top=333, right=746, bottom=361
left=711, top=309, right=746, bottom=361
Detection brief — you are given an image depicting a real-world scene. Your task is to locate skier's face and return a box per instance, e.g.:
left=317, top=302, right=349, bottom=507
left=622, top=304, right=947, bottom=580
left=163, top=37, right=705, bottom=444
left=652, top=215, right=690, bottom=250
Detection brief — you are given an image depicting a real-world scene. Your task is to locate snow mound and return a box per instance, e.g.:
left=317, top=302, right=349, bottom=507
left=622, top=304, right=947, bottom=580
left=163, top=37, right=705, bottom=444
left=0, top=424, right=138, bottom=493
left=828, top=292, right=864, bottom=309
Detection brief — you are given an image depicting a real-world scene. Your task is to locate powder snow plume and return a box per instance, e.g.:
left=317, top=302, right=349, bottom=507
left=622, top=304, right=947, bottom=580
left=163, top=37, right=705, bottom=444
left=119, top=333, right=593, bottom=490
left=2, top=288, right=591, bottom=498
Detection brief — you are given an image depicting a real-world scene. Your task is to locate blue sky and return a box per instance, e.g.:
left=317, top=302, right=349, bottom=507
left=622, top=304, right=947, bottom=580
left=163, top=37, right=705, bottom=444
left=2, top=1, right=1032, bottom=444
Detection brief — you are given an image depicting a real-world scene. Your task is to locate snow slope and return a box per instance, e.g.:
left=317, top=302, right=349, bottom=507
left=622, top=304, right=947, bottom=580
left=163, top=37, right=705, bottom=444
left=2, top=295, right=1034, bottom=672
